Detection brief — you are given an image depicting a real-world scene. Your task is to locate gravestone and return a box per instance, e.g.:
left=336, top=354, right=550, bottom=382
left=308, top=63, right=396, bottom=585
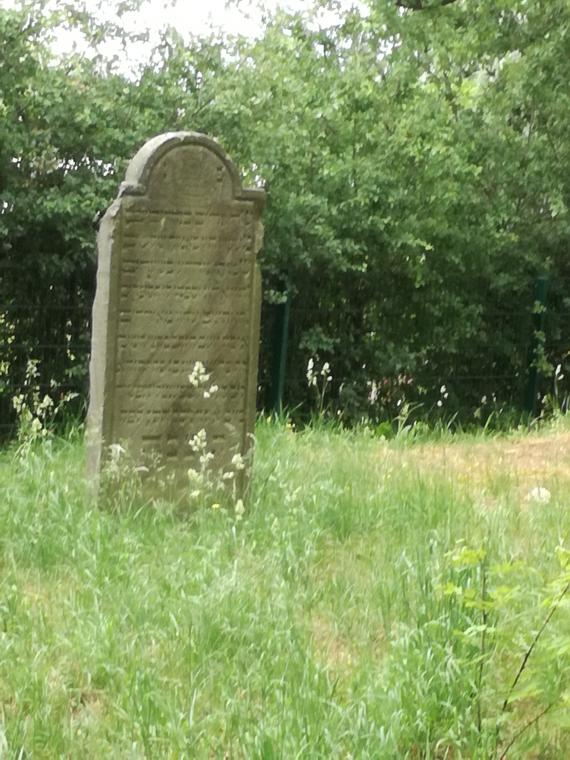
left=86, top=132, right=265, bottom=497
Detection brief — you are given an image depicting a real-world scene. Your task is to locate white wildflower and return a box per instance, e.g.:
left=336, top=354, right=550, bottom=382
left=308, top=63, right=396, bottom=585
left=306, top=358, right=317, bottom=387
left=526, top=487, right=551, bottom=505
left=235, top=499, right=245, bottom=521
left=30, top=417, right=43, bottom=436
left=231, top=453, right=246, bottom=471
left=12, top=394, right=25, bottom=413
left=38, top=394, right=54, bottom=412
left=199, top=452, right=214, bottom=466
left=203, top=383, right=218, bottom=399
left=188, top=361, right=210, bottom=388
left=368, top=380, right=379, bottom=404
left=26, top=359, right=39, bottom=380
left=189, top=428, right=207, bottom=453
left=109, top=443, right=126, bottom=460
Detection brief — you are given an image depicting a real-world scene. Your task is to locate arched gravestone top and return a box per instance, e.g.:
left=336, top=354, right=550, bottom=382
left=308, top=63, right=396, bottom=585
left=86, top=132, right=265, bottom=499
left=121, top=132, right=264, bottom=203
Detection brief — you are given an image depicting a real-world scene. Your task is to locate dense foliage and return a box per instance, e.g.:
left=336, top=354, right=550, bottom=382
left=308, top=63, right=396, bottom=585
left=1, top=0, right=569, bottom=426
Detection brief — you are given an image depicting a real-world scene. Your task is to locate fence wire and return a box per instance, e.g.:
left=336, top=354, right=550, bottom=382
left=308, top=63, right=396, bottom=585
left=1, top=271, right=569, bottom=436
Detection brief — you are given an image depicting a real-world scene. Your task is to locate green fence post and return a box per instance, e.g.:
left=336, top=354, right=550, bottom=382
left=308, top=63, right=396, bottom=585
left=524, top=275, right=549, bottom=417
left=269, top=292, right=291, bottom=415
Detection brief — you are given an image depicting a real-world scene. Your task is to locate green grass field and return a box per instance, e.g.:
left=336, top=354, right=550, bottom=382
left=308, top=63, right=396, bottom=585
left=1, top=419, right=569, bottom=758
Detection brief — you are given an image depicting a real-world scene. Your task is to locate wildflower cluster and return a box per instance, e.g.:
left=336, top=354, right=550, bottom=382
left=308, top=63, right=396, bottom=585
left=0, top=312, right=15, bottom=395
left=552, top=362, right=569, bottom=411
left=306, top=357, right=332, bottom=387
left=365, top=374, right=414, bottom=412
left=104, top=443, right=129, bottom=481
left=306, top=357, right=333, bottom=415
left=11, top=359, right=77, bottom=450
left=436, top=384, right=449, bottom=408
left=187, top=364, right=249, bottom=520
left=188, top=361, right=218, bottom=399
left=99, top=441, right=156, bottom=507
left=187, top=427, right=249, bottom=519
left=99, top=362, right=249, bottom=518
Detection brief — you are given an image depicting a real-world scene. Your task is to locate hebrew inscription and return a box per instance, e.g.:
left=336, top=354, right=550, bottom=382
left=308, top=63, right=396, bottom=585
left=86, top=132, right=264, bottom=497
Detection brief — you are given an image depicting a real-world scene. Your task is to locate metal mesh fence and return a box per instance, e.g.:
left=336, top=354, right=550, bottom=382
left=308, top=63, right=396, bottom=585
left=263, top=274, right=570, bottom=422
left=0, top=259, right=95, bottom=437
left=1, top=268, right=569, bottom=436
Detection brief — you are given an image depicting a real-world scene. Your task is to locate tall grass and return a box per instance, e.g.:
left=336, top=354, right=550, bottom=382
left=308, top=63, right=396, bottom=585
left=0, top=419, right=568, bottom=757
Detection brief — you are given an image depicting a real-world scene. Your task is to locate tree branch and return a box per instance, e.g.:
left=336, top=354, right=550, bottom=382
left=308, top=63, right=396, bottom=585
left=502, top=579, right=570, bottom=714
left=498, top=703, right=557, bottom=760
left=395, top=0, right=459, bottom=11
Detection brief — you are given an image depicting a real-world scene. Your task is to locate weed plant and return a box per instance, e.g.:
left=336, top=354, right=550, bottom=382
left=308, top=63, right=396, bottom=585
left=0, top=418, right=569, bottom=757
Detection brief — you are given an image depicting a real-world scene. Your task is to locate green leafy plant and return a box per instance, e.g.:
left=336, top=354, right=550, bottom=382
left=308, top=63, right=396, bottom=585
left=438, top=539, right=570, bottom=756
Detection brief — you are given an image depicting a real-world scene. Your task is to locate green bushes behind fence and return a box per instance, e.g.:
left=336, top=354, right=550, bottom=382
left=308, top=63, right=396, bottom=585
left=1, top=0, right=570, bottom=431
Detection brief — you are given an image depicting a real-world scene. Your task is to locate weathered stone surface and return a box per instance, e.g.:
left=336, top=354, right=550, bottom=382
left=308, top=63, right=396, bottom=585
left=86, top=132, right=264, bottom=497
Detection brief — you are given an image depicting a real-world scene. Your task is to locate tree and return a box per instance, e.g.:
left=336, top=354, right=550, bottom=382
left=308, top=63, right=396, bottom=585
left=1, top=0, right=569, bottom=427
left=178, top=0, right=567, bottom=418
left=0, top=1, right=224, bottom=428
